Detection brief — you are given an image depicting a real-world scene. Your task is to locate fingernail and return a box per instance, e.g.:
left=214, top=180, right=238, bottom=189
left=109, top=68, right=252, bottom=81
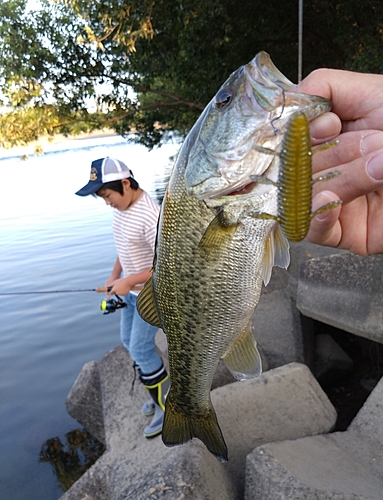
left=367, top=151, right=383, bottom=181
left=312, top=191, right=334, bottom=221
left=310, top=113, right=340, bottom=141
left=361, top=132, right=383, bottom=155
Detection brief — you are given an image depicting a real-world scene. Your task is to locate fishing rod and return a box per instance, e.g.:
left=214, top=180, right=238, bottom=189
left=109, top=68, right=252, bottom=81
left=0, top=285, right=142, bottom=296
left=0, top=285, right=143, bottom=314
left=0, top=287, right=113, bottom=295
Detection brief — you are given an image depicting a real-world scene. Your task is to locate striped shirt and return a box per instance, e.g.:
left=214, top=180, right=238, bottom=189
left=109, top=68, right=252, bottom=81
left=112, top=191, right=160, bottom=294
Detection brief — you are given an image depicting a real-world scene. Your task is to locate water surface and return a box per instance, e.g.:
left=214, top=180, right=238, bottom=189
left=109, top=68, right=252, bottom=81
left=0, top=135, right=179, bottom=499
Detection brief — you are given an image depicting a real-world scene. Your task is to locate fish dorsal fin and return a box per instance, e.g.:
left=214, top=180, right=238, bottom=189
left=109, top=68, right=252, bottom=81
left=222, top=322, right=262, bottom=380
left=136, top=275, right=162, bottom=328
left=261, top=224, right=290, bottom=286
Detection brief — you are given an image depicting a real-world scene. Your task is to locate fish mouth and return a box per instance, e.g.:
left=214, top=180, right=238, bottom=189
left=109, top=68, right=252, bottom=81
left=193, top=175, right=266, bottom=201
left=225, top=181, right=258, bottom=196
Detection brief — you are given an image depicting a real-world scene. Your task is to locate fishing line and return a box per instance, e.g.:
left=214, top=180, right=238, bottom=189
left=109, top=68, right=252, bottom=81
left=0, top=288, right=110, bottom=296
left=298, top=0, right=303, bottom=83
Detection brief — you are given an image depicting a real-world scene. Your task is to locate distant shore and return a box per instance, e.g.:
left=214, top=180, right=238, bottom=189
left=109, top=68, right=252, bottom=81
left=0, top=130, right=120, bottom=159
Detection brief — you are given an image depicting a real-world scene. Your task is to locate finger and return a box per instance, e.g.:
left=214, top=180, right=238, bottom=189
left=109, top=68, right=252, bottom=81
left=298, top=69, right=383, bottom=122
left=309, top=112, right=341, bottom=145
left=312, top=133, right=383, bottom=175
left=306, top=191, right=342, bottom=247
left=313, top=149, right=383, bottom=204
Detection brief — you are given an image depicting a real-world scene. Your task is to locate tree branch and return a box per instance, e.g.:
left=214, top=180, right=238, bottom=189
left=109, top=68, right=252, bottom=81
left=105, top=75, right=205, bottom=111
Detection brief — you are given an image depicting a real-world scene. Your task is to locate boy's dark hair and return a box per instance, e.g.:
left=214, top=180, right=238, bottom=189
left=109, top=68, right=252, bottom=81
left=95, top=177, right=139, bottom=196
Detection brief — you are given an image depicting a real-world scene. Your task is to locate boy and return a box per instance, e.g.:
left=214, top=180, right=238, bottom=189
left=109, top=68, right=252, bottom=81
left=76, top=157, right=169, bottom=438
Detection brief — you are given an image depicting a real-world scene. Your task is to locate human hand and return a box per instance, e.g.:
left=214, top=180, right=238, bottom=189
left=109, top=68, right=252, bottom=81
left=108, top=277, right=133, bottom=297
left=104, top=276, right=117, bottom=299
left=297, top=69, right=383, bottom=255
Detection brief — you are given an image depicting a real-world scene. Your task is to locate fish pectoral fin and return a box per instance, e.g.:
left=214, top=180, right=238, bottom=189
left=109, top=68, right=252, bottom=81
left=136, top=276, right=162, bottom=328
left=162, top=394, right=228, bottom=463
left=261, top=224, right=290, bottom=286
left=272, top=223, right=290, bottom=269
left=222, top=323, right=262, bottom=380
left=198, top=211, right=238, bottom=258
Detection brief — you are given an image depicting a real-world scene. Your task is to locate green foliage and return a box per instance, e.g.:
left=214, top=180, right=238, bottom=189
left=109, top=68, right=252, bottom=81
left=1, top=0, right=383, bottom=149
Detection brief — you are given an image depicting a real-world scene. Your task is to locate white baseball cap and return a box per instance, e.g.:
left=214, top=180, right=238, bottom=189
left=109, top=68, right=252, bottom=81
left=75, top=157, right=132, bottom=196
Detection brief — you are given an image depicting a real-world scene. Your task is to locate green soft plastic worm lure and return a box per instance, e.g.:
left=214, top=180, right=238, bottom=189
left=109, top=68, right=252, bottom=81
left=251, top=110, right=342, bottom=242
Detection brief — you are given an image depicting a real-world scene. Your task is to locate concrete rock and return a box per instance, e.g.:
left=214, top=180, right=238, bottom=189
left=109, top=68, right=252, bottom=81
left=109, top=442, right=236, bottom=500
left=297, top=253, right=383, bottom=344
left=245, top=374, right=383, bottom=500
left=252, top=241, right=341, bottom=370
left=65, top=360, right=105, bottom=444
left=59, top=452, right=111, bottom=500
left=245, top=435, right=383, bottom=500
left=213, top=362, right=337, bottom=499
left=329, top=374, right=383, bottom=479
left=61, top=347, right=336, bottom=500
left=252, top=288, right=306, bottom=369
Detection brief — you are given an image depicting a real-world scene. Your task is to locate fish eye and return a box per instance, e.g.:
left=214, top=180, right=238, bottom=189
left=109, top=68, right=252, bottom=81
left=215, top=88, right=233, bottom=109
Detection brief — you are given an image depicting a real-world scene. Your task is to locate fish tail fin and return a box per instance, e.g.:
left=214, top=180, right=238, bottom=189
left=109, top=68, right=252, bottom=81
left=162, top=394, right=228, bottom=462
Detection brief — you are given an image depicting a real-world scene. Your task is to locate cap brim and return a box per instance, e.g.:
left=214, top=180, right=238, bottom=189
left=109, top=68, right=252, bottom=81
left=75, top=180, right=104, bottom=196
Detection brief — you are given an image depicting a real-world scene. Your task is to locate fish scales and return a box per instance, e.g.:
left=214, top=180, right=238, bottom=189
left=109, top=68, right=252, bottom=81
left=155, top=154, right=275, bottom=461
left=156, top=150, right=269, bottom=406
left=137, top=51, right=333, bottom=462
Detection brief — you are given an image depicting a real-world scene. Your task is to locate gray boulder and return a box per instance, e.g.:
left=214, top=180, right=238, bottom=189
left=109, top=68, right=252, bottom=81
left=252, top=241, right=342, bottom=370
left=245, top=374, right=383, bottom=499
left=297, top=253, right=383, bottom=344
left=65, top=360, right=105, bottom=444
left=62, top=350, right=336, bottom=500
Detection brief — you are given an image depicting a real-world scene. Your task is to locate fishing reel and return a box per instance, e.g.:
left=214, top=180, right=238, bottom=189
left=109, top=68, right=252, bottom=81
left=100, top=294, right=126, bottom=314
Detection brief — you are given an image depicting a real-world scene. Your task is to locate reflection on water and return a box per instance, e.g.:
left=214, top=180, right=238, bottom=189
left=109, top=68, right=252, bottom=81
left=39, top=428, right=105, bottom=493
left=0, top=135, right=180, bottom=500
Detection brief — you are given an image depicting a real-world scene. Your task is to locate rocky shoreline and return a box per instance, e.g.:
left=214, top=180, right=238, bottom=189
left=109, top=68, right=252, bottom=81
left=60, top=241, right=383, bottom=499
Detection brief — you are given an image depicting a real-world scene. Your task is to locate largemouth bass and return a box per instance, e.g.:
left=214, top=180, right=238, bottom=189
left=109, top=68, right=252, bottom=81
left=137, top=51, right=331, bottom=462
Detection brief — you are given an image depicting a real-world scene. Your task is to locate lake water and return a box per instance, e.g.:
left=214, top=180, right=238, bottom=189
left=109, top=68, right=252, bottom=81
left=0, top=135, right=180, bottom=500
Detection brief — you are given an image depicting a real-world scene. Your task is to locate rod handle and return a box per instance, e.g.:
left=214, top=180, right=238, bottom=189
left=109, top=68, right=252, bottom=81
left=95, top=285, right=143, bottom=293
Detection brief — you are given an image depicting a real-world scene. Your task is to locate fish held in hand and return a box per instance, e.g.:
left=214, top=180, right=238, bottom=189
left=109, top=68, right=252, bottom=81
left=185, top=50, right=332, bottom=200
left=137, top=51, right=331, bottom=462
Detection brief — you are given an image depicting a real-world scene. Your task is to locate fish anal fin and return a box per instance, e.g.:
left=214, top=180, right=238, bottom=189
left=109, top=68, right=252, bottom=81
left=222, top=323, right=262, bottom=380
left=162, top=394, right=228, bottom=462
left=136, top=276, right=161, bottom=328
left=261, top=224, right=290, bottom=286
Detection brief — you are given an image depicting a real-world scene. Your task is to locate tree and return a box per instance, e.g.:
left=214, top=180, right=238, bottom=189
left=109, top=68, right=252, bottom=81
left=1, top=0, right=383, bottom=150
